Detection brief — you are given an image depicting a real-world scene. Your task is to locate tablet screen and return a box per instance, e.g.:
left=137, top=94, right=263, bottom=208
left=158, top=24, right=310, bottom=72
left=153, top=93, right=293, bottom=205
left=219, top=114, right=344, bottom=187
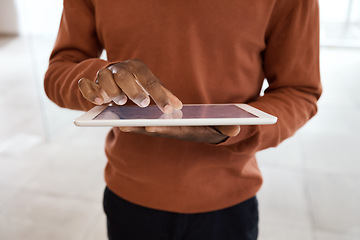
left=93, top=105, right=258, bottom=120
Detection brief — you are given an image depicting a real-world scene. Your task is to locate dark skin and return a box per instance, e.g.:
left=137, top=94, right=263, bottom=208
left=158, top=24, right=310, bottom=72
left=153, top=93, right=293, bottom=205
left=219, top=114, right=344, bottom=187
left=78, top=59, right=240, bottom=144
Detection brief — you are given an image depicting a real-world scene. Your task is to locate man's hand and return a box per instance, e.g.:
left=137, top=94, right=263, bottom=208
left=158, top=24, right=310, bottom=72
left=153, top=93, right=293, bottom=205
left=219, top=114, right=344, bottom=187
left=78, top=59, right=240, bottom=144
left=119, top=125, right=241, bottom=144
left=78, top=59, right=182, bottom=113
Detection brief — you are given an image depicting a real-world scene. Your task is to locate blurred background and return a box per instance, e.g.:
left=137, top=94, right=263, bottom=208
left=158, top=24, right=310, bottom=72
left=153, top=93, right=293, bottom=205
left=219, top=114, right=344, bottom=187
left=0, top=0, right=359, bottom=239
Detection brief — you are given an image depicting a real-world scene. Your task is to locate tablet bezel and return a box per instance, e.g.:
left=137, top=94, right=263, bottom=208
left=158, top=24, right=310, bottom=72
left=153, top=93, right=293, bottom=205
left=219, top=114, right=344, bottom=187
left=74, top=104, right=277, bottom=127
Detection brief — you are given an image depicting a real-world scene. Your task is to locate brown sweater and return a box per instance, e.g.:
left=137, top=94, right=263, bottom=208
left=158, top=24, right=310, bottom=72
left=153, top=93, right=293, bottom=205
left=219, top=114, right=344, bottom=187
left=44, top=0, right=322, bottom=213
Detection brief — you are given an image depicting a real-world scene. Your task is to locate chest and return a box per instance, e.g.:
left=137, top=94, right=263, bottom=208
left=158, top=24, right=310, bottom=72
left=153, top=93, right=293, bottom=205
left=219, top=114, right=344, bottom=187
left=92, top=0, right=273, bottom=51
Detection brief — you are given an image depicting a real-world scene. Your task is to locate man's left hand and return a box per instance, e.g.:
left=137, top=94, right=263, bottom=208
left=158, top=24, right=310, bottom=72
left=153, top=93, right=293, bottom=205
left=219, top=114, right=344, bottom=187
left=119, top=125, right=240, bottom=144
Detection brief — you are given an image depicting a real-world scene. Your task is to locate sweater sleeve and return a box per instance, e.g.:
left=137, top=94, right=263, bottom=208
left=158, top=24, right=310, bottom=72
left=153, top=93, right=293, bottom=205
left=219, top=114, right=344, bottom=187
left=44, top=0, right=111, bottom=111
left=218, top=0, right=322, bottom=154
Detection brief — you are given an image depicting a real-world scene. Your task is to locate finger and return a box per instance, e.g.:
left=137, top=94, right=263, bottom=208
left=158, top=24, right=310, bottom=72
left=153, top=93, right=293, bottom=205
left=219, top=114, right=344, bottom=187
left=78, top=78, right=104, bottom=105
left=145, top=126, right=182, bottom=134
left=144, top=126, right=225, bottom=144
left=159, top=109, right=183, bottom=119
left=112, top=65, right=150, bottom=108
left=96, top=68, right=127, bottom=105
left=99, top=88, right=112, bottom=104
left=162, top=86, right=183, bottom=110
left=119, top=126, right=163, bottom=139
left=215, top=125, right=241, bottom=137
left=138, top=126, right=229, bottom=143
left=119, top=126, right=146, bottom=133
left=126, top=59, right=173, bottom=113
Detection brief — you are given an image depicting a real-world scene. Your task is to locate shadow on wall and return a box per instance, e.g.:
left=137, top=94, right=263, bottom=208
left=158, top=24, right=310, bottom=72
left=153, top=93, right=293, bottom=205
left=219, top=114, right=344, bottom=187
left=0, top=0, right=18, bottom=36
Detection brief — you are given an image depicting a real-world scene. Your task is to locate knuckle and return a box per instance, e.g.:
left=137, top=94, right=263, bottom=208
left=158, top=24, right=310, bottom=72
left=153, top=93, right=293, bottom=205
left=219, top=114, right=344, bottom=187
left=130, top=58, right=144, bottom=66
left=145, top=77, right=159, bottom=90
left=78, top=78, right=91, bottom=90
left=96, top=76, right=106, bottom=84
left=113, top=67, right=130, bottom=80
left=130, top=59, right=149, bottom=74
left=97, top=69, right=113, bottom=85
left=78, top=78, right=86, bottom=88
left=97, top=68, right=110, bottom=77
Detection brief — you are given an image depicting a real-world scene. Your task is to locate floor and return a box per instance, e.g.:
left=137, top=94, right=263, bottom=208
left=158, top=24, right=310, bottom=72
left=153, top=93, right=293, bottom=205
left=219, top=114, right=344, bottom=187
left=0, top=34, right=360, bottom=240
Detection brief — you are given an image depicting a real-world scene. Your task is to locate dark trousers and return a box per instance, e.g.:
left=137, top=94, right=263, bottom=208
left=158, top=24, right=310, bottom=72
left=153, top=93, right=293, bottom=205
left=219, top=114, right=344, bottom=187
left=103, top=187, right=258, bottom=240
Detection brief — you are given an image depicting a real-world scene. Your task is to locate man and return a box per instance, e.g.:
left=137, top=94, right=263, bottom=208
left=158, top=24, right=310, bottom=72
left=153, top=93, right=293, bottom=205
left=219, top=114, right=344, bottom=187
left=44, top=0, right=322, bottom=239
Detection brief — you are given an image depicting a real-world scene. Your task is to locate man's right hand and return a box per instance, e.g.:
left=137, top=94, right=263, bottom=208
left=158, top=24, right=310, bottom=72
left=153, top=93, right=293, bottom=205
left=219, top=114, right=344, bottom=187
left=78, top=59, right=183, bottom=114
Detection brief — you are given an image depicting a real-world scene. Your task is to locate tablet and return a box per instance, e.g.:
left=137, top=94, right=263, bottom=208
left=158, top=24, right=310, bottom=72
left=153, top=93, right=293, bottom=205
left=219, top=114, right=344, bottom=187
left=74, top=104, right=277, bottom=127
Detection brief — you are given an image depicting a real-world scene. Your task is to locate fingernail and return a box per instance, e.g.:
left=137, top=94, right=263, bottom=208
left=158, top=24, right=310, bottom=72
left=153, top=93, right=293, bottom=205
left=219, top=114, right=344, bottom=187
left=163, top=105, right=173, bottom=114
left=140, top=98, right=150, bottom=107
left=94, top=97, right=103, bottom=105
left=146, top=127, right=156, bottom=133
left=119, top=127, right=130, bottom=132
left=118, top=98, right=127, bottom=105
left=113, top=96, right=127, bottom=105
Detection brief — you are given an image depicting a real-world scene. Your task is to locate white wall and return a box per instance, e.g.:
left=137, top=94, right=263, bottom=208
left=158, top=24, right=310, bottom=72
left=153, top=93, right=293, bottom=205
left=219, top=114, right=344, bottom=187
left=0, top=0, right=63, bottom=36
left=0, top=0, right=18, bottom=34
left=320, top=0, right=360, bottom=23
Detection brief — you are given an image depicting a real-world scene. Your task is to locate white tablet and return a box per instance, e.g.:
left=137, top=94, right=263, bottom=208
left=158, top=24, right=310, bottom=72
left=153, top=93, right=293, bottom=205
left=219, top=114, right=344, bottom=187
left=74, top=104, right=277, bottom=127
